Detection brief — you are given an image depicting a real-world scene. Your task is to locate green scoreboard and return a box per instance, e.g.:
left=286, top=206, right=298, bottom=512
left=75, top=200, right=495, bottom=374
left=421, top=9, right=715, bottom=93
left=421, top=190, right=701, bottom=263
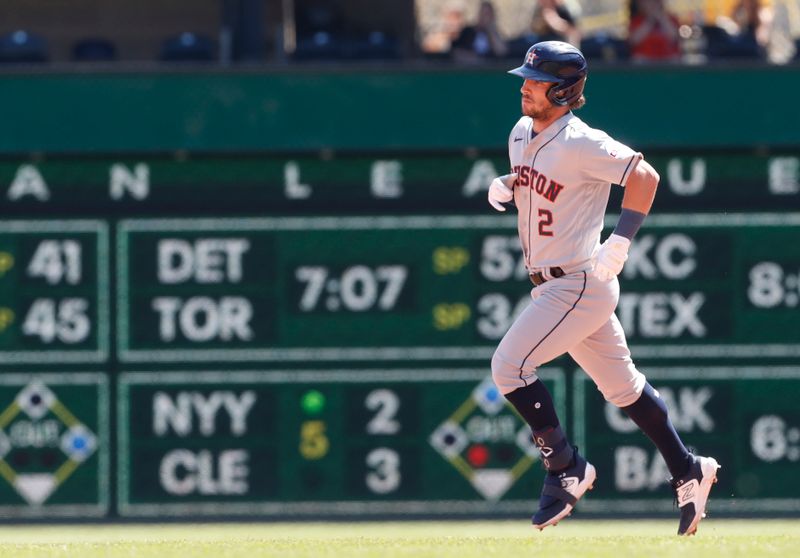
left=0, top=153, right=799, bottom=518
left=117, top=369, right=565, bottom=517
left=112, top=214, right=800, bottom=361
left=574, top=367, right=800, bottom=514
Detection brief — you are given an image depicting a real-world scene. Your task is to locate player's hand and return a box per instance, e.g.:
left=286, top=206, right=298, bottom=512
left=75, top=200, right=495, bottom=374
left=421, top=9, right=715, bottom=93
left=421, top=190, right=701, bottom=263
left=488, top=173, right=517, bottom=212
left=593, top=234, right=631, bottom=281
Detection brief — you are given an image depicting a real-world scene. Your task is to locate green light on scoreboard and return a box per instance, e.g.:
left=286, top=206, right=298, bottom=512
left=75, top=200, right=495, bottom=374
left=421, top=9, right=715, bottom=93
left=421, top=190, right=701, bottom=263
left=301, top=390, right=326, bottom=416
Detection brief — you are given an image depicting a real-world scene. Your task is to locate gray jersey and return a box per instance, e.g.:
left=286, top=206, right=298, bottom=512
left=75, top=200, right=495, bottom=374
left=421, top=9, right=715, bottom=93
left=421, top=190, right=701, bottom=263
left=508, top=112, right=642, bottom=272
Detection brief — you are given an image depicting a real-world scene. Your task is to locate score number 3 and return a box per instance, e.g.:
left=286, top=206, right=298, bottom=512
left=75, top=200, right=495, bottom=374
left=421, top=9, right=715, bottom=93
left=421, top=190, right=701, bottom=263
left=364, top=389, right=401, bottom=494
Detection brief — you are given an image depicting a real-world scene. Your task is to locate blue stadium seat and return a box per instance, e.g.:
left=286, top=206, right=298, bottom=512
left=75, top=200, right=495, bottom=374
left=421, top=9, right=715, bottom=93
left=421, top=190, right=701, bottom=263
left=72, top=38, right=117, bottom=61
left=292, top=31, right=346, bottom=61
left=0, top=30, right=48, bottom=63
left=160, top=32, right=215, bottom=62
left=347, top=31, right=400, bottom=60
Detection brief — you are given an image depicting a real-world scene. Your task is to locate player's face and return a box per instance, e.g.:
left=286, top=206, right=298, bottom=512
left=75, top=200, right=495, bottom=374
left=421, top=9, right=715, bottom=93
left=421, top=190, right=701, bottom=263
left=520, top=79, right=555, bottom=119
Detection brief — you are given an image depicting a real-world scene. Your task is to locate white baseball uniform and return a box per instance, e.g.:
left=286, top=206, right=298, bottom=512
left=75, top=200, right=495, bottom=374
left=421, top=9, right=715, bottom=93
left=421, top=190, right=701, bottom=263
left=491, top=112, right=647, bottom=407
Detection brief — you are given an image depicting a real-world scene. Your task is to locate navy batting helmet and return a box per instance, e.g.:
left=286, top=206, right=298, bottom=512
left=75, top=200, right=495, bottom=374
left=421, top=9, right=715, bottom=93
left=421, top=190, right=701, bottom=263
left=508, top=41, right=587, bottom=107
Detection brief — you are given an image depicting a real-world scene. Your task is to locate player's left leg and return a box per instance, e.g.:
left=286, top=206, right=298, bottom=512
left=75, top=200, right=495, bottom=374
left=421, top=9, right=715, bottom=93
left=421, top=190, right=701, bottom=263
left=569, top=314, right=720, bottom=535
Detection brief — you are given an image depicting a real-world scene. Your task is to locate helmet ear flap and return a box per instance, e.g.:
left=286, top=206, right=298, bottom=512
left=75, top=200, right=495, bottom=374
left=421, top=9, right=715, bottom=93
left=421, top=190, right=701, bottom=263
left=546, top=76, right=587, bottom=107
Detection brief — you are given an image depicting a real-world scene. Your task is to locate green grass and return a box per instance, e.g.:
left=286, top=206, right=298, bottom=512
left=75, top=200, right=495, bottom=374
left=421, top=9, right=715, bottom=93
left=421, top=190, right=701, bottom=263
left=0, top=520, right=798, bottom=558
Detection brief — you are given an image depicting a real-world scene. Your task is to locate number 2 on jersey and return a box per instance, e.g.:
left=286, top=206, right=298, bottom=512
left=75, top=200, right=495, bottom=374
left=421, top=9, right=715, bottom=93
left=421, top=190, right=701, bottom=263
left=538, top=209, right=554, bottom=237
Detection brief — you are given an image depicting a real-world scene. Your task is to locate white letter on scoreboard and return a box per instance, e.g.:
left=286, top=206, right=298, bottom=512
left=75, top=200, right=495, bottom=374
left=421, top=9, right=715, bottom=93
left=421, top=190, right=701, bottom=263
left=152, top=296, right=181, bottom=341
left=462, top=160, right=499, bottom=197
left=110, top=163, right=150, bottom=200
left=370, top=160, right=403, bottom=198
left=8, top=164, right=50, bottom=201
left=285, top=161, right=312, bottom=199
left=158, top=240, right=194, bottom=284
left=153, top=392, right=192, bottom=437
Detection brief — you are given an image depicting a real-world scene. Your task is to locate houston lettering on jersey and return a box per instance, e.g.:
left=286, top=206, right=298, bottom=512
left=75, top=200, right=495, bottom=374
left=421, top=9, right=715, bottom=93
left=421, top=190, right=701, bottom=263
left=512, top=165, right=565, bottom=203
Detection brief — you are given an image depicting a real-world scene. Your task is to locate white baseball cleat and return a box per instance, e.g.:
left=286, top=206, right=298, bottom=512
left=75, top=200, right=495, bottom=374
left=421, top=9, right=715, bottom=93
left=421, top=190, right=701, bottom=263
left=532, top=449, right=596, bottom=531
left=671, top=454, right=720, bottom=536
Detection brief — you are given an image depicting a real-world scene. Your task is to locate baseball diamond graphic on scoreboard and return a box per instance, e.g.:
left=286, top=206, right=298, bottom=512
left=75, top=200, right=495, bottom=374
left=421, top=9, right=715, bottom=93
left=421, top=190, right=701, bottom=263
left=0, top=373, right=108, bottom=517
left=428, top=376, right=539, bottom=500
left=117, top=369, right=564, bottom=517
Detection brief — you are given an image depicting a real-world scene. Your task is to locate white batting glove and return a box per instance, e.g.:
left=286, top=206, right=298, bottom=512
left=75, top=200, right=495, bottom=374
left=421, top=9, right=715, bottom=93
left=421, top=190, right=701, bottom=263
left=488, top=173, right=517, bottom=212
left=593, top=233, right=631, bottom=281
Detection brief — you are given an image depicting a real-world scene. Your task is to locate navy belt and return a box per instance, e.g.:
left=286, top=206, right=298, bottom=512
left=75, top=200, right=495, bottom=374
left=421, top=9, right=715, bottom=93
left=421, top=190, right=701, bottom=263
left=529, top=267, right=565, bottom=286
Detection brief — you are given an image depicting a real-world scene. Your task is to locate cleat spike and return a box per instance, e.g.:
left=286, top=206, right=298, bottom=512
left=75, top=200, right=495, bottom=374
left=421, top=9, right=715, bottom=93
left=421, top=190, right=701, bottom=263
left=531, top=450, right=595, bottom=530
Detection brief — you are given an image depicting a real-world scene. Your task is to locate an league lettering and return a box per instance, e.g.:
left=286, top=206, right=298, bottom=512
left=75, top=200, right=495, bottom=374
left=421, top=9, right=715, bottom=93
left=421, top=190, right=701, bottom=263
left=488, top=40, right=720, bottom=536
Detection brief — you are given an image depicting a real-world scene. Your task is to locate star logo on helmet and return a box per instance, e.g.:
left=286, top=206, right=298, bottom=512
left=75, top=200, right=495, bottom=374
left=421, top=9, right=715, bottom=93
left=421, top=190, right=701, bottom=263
left=526, top=51, right=537, bottom=65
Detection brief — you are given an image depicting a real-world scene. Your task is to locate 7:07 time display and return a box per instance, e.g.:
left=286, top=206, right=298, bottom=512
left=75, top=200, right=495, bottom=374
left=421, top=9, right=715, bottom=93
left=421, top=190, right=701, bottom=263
left=293, top=265, right=409, bottom=312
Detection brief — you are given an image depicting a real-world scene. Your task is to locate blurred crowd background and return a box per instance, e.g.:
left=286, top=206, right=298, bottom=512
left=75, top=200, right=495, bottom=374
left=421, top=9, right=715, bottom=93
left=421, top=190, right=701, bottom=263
left=0, top=0, right=797, bottom=67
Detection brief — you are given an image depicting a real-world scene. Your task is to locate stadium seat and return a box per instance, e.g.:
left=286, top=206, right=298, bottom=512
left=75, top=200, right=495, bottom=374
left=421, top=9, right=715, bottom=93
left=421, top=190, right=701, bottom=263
left=292, top=31, right=344, bottom=61
left=160, top=32, right=215, bottom=62
left=0, top=30, right=48, bottom=63
left=347, top=31, right=400, bottom=60
left=72, top=38, right=117, bottom=61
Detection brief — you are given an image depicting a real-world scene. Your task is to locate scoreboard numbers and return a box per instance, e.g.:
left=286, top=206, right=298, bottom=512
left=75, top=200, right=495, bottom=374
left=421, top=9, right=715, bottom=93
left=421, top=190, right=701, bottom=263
left=0, top=221, right=108, bottom=363
left=1, top=213, right=799, bottom=517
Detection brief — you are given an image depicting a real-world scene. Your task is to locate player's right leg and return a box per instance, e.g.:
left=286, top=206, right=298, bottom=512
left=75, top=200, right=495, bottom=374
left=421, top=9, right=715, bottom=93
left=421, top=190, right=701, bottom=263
left=491, top=272, right=612, bottom=529
left=503, top=382, right=596, bottom=530
left=569, top=314, right=720, bottom=535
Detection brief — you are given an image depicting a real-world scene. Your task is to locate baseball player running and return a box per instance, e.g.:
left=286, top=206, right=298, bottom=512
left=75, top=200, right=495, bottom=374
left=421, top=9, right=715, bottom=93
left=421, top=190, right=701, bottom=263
left=488, top=41, right=719, bottom=535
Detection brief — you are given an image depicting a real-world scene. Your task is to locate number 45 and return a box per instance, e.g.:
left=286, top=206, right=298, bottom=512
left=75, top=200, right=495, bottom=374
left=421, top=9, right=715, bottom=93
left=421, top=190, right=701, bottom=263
left=22, top=298, right=90, bottom=344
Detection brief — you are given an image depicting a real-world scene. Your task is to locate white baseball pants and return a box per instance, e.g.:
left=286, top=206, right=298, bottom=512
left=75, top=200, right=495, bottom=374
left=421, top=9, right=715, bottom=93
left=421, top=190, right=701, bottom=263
left=491, top=270, right=646, bottom=407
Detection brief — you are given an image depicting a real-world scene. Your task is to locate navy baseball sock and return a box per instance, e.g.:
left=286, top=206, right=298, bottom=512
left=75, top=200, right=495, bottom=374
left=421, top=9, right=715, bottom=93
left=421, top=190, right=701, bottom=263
left=504, top=381, right=575, bottom=473
left=622, top=382, right=691, bottom=479
left=504, top=380, right=560, bottom=430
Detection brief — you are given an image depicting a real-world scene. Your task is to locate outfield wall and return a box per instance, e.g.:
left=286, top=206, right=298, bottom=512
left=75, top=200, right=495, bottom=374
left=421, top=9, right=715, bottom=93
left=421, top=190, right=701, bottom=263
left=0, top=64, right=798, bottom=519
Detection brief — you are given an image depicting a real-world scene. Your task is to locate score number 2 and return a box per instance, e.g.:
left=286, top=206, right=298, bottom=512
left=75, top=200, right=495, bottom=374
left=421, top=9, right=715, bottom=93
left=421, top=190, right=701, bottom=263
left=364, top=389, right=401, bottom=494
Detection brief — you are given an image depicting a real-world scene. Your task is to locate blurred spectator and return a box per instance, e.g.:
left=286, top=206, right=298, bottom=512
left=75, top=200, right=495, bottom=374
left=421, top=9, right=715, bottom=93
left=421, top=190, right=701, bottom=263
left=529, top=0, right=582, bottom=46
left=628, top=0, right=681, bottom=62
left=710, top=0, right=773, bottom=57
left=507, top=0, right=581, bottom=58
left=421, top=0, right=467, bottom=56
left=451, top=1, right=508, bottom=62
